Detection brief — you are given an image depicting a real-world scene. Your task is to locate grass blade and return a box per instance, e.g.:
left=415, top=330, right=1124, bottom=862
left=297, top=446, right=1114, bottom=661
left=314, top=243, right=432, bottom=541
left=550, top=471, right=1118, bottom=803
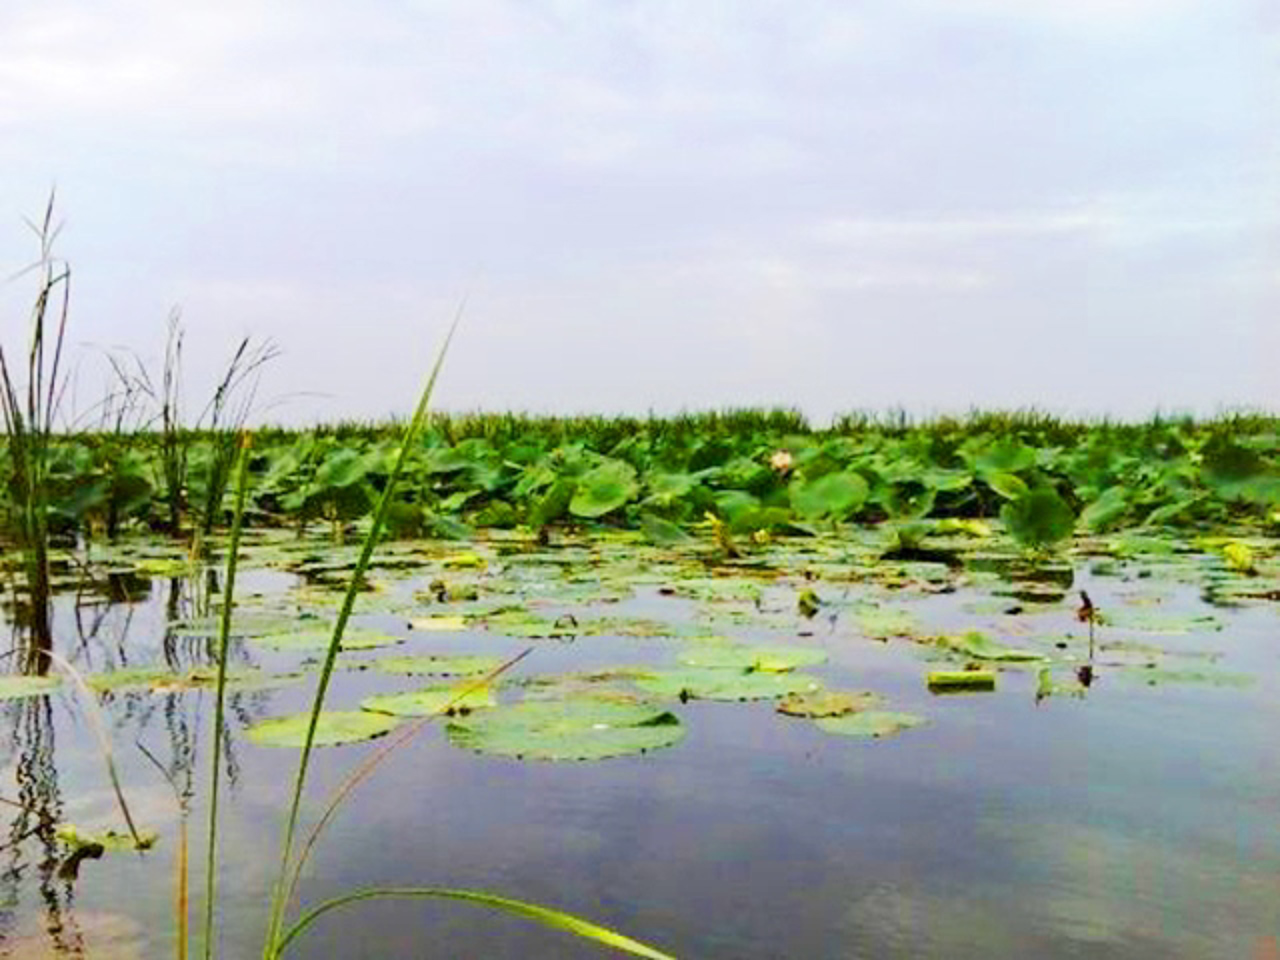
left=273, top=887, right=679, bottom=960
left=262, top=309, right=462, bottom=955
left=203, top=433, right=252, bottom=960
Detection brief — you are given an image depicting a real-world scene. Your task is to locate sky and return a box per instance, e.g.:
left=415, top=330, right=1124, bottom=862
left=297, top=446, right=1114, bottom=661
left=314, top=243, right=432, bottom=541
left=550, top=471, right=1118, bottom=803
left=0, top=0, right=1276, bottom=426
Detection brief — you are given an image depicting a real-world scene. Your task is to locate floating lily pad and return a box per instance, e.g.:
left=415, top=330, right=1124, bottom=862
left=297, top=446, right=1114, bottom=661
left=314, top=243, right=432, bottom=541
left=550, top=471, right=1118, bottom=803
left=777, top=691, right=881, bottom=717
left=927, top=670, right=997, bottom=692
left=939, top=630, right=1043, bottom=662
left=635, top=668, right=823, bottom=702
left=246, top=710, right=400, bottom=747
left=0, top=676, right=63, bottom=699
left=250, top=627, right=403, bottom=651
left=1121, top=667, right=1255, bottom=688
left=361, top=684, right=496, bottom=717
left=362, top=654, right=504, bottom=677
left=446, top=700, right=683, bottom=761
left=815, top=711, right=927, bottom=739
left=169, top=613, right=328, bottom=638
left=409, top=615, right=469, bottom=631
left=678, top=643, right=827, bottom=672
left=854, top=606, right=920, bottom=640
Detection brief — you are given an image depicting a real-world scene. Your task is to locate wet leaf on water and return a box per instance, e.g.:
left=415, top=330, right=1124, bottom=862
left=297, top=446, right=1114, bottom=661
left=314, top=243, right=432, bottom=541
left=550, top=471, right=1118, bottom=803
left=246, top=710, right=401, bottom=747
left=446, top=699, right=684, bottom=761
left=677, top=643, right=827, bottom=672
left=940, top=630, right=1043, bottom=662
left=814, top=710, right=927, bottom=739
left=635, top=668, right=824, bottom=702
left=0, top=676, right=64, bottom=699
left=927, top=670, right=997, bottom=693
left=361, top=654, right=504, bottom=677
left=251, top=627, right=404, bottom=651
left=777, top=690, right=881, bottom=717
left=409, top=615, right=469, bottom=631
left=361, top=684, right=496, bottom=717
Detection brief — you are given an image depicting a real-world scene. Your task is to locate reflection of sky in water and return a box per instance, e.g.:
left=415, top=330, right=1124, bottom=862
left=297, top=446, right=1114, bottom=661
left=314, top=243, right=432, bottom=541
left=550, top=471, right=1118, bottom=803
left=0, top=547, right=1276, bottom=958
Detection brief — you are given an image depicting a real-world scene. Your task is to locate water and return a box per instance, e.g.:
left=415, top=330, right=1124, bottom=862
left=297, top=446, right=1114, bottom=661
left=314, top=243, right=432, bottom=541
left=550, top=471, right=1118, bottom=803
left=0, top=533, right=1276, bottom=958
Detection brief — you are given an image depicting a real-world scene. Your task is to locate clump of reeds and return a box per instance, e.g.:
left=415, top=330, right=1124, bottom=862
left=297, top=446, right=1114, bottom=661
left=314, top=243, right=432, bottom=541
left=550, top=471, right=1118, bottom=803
left=0, top=195, right=71, bottom=664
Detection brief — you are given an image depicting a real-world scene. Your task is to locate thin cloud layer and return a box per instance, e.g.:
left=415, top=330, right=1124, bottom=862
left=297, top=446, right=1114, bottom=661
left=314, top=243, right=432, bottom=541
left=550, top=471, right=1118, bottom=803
left=0, top=0, right=1274, bottom=423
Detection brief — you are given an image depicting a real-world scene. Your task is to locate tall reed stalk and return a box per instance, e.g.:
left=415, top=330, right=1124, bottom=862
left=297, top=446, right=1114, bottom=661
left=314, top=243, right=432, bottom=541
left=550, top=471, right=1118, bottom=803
left=0, top=196, right=71, bottom=666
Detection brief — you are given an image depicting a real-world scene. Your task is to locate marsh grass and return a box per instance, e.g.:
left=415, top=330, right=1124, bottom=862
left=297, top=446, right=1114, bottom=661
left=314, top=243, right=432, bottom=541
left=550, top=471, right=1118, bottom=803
left=0, top=195, right=71, bottom=663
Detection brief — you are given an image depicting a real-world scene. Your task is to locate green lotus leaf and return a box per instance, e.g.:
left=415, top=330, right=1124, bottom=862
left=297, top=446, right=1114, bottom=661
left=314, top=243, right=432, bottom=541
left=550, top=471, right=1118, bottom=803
left=0, top=676, right=63, bottom=699
left=246, top=710, right=400, bottom=747
left=446, top=699, right=684, bottom=761
left=777, top=690, right=881, bottom=717
left=855, top=605, right=920, bottom=640
left=569, top=460, right=639, bottom=518
left=363, top=654, right=504, bottom=676
left=1001, top=486, right=1075, bottom=549
left=927, top=670, right=996, bottom=692
left=361, top=684, right=496, bottom=717
left=677, top=643, right=827, bottom=672
left=789, top=470, right=869, bottom=521
left=1080, top=485, right=1131, bottom=533
left=635, top=668, right=823, bottom=702
left=940, top=630, right=1043, bottom=662
left=973, top=437, right=1037, bottom=475
left=250, top=627, right=402, bottom=651
left=986, top=472, right=1030, bottom=501
left=815, top=710, right=927, bottom=739
left=640, top=513, right=692, bottom=546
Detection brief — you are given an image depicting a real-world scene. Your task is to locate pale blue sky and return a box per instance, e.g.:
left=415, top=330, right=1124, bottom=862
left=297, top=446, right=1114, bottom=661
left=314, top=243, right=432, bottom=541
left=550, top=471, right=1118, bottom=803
left=1, top=1, right=1276, bottom=425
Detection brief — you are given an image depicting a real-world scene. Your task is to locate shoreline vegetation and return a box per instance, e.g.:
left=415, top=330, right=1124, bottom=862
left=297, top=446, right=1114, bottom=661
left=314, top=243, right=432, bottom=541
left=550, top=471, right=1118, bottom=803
left=4, top=408, right=1276, bottom=550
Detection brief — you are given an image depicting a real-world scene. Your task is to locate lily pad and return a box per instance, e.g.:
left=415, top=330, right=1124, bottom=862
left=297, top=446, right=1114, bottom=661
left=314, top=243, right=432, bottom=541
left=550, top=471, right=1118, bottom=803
left=635, top=668, right=824, bottom=702
left=777, top=691, right=881, bottom=717
left=940, top=630, right=1043, bottom=662
left=927, top=670, right=997, bottom=692
left=446, top=699, right=683, bottom=761
left=251, top=627, right=403, bottom=651
left=409, top=615, right=469, bottom=631
left=815, top=711, right=927, bottom=739
left=677, top=643, right=827, bottom=672
left=361, top=685, right=496, bottom=717
left=246, top=710, right=400, bottom=747
left=0, top=676, right=63, bottom=699
left=362, top=654, right=504, bottom=677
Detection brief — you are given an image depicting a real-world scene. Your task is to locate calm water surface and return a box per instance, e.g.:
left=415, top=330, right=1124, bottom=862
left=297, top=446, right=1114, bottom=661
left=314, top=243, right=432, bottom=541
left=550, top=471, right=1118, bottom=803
left=0, top=535, right=1276, bottom=959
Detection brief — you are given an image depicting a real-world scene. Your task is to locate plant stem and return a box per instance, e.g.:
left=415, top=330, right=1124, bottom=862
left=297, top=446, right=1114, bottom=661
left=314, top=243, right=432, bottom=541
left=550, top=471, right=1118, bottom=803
left=203, top=433, right=252, bottom=960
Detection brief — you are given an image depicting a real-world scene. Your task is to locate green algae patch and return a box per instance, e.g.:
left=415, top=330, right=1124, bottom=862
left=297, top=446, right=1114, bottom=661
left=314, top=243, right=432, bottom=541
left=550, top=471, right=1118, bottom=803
left=361, top=685, right=496, bottom=717
left=361, top=654, right=504, bottom=677
left=677, top=643, right=827, bottom=672
left=446, top=699, right=683, bottom=761
left=636, top=668, right=823, bottom=702
left=927, top=670, right=997, bottom=693
left=815, top=710, right=927, bottom=739
left=246, top=710, right=400, bottom=747
left=0, top=675, right=63, bottom=699
left=777, top=690, right=881, bottom=718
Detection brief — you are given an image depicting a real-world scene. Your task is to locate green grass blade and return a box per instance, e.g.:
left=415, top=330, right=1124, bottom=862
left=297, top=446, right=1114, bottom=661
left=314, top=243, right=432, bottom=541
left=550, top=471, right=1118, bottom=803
left=273, top=887, right=678, bottom=960
left=262, top=310, right=462, bottom=956
left=203, top=433, right=252, bottom=960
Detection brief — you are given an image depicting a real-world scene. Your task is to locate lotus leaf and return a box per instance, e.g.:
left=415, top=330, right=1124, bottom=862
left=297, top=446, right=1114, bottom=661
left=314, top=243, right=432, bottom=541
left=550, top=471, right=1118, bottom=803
left=927, top=670, right=996, bottom=692
left=251, top=627, right=403, bottom=651
left=361, top=684, right=496, bottom=716
left=777, top=691, right=881, bottom=717
left=409, top=615, right=469, bottom=631
left=1001, top=486, right=1075, bottom=549
left=446, top=700, right=684, bottom=761
left=790, top=471, right=869, bottom=521
left=941, top=631, right=1042, bottom=662
left=364, top=654, right=504, bottom=676
left=246, top=710, right=400, bottom=747
left=677, top=643, right=827, bottom=672
left=0, top=676, right=63, bottom=699
left=569, top=460, right=639, bottom=518
left=815, top=710, right=927, bottom=738
left=1080, top=486, right=1131, bottom=533
left=635, top=668, right=823, bottom=702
